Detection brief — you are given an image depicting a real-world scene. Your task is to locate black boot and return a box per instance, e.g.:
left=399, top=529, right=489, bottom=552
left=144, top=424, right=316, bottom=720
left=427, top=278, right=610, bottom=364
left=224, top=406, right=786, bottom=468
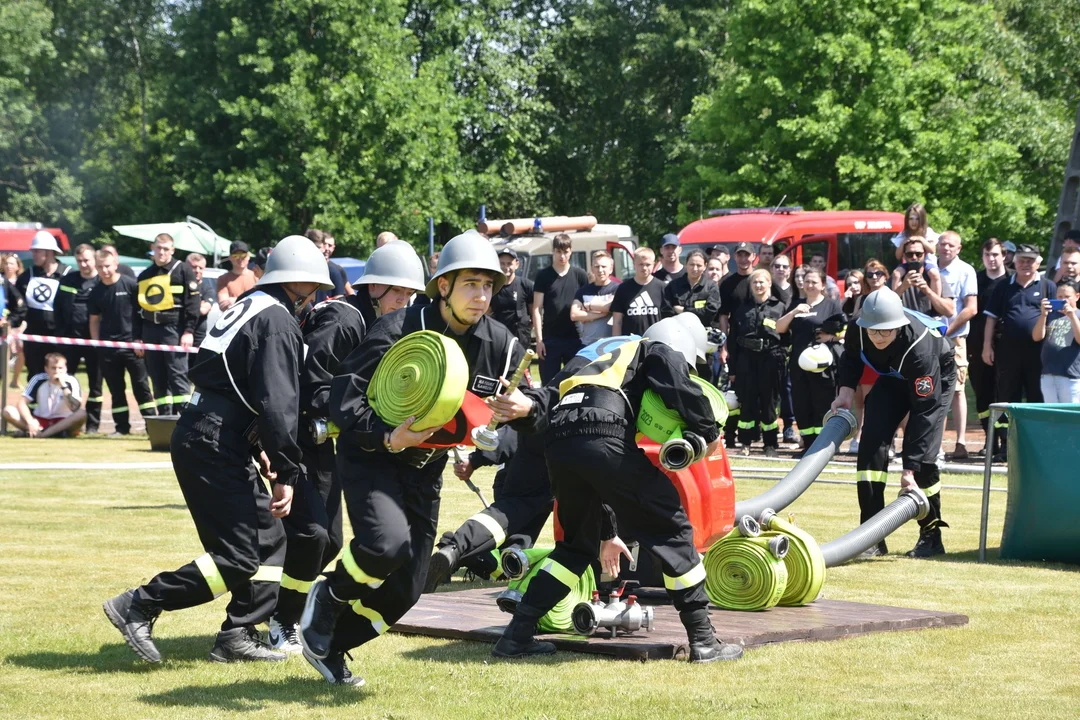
left=300, top=578, right=348, bottom=659
left=682, top=608, right=743, bottom=663
left=423, top=543, right=460, bottom=594
left=906, top=527, right=945, bottom=558
left=103, top=589, right=162, bottom=663
left=491, top=610, right=556, bottom=659
left=303, top=649, right=366, bottom=687
left=209, top=626, right=287, bottom=663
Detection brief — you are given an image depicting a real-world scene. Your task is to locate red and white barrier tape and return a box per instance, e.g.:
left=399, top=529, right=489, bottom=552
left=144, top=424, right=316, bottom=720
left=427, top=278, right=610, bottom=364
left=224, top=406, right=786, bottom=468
left=6, top=333, right=198, bottom=353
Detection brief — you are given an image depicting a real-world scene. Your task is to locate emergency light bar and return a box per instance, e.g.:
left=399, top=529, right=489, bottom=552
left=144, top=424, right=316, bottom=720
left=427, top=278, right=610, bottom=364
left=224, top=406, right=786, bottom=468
left=707, top=207, right=803, bottom=217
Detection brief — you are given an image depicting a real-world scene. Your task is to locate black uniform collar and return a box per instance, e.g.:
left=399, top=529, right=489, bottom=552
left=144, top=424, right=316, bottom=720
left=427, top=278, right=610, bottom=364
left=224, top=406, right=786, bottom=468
left=417, top=301, right=492, bottom=341
left=344, top=287, right=379, bottom=326
left=254, top=283, right=298, bottom=311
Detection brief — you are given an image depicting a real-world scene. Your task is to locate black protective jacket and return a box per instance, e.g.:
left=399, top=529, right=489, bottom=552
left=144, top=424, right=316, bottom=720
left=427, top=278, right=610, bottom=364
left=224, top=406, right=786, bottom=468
left=16, top=263, right=72, bottom=333
left=729, top=297, right=786, bottom=368
left=56, top=272, right=99, bottom=338
left=187, top=285, right=306, bottom=486
left=661, top=274, right=721, bottom=326
left=300, top=290, right=379, bottom=417
left=838, top=314, right=955, bottom=470
left=135, top=260, right=201, bottom=333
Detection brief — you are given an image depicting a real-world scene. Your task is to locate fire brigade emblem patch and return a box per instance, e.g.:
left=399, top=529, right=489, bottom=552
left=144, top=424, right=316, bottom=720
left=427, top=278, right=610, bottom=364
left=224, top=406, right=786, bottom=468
left=915, top=376, right=934, bottom=397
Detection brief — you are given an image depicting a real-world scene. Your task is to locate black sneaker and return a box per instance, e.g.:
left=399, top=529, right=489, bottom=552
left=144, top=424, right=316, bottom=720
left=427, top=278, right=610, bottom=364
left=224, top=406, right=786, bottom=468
left=992, top=452, right=1008, bottom=465
left=423, top=545, right=459, bottom=594
left=208, top=626, right=287, bottom=663
left=103, top=589, right=162, bottom=663
left=764, top=446, right=778, bottom=458
left=689, top=637, right=744, bottom=663
left=300, top=579, right=347, bottom=660
left=906, top=533, right=945, bottom=559
left=783, top=427, right=797, bottom=444
left=858, top=540, right=888, bottom=558
left=491, top=636, right=557, bottom=658
left=303, top=648, right=366, bottom=687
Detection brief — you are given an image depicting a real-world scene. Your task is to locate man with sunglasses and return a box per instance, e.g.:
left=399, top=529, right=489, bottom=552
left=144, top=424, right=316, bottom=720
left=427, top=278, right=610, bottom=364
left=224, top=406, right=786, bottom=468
left=832, top=287, right=955, bottom=558
left=892, top=237, right=954, bottom=319
left=217, top=241, right=257, bottom=311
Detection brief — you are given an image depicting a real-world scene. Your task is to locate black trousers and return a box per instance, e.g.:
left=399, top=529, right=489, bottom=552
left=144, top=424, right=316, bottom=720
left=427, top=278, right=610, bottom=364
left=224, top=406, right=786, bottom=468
left=539, top=336, right=583, bottom=384
left=441, top=435, right=554, bottom=578
left=967, top=346, right=1003, bottom=452
left=325, top=446, right=443, bottom=653
left=63, top=345, right=102, bottom=431
left=143, top=322, right=190, bottom=414
left=23, top=335, right=55, bottom=379
left=779, top=352, right=795, bottom=428
left=993, top=343, right=1042, bottom=450
left=733, top=349, right=781, bottom=447
left=790, top=362, right=836, bottom=440
left=98, top=348, right=155, bottom=434
left=856, top=375, right=951, bottom=533
left=136, top=413, right=287, bottom=631
left=275, top=434, right=343, bottom=625
left=515, top=434, right=708, bottom=621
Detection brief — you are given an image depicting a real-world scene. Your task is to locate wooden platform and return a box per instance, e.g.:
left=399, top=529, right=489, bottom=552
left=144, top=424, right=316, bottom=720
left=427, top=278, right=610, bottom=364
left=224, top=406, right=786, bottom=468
left=393, top=588, right=968, bottom=661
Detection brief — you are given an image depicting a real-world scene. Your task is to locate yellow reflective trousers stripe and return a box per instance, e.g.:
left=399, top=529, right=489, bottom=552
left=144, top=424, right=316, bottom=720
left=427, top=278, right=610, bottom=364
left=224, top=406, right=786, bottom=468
left=760, top=420, right=779, bottom=431
left=350, top=599, right=388, bottom=635
left=250, top=565, right=282, bottom=583
left=489, top=550, right=503, bottom=580
left=539, top=558, right=578, bottom=589
left=923, top=481, right=942, bottom=497
left=467, top=512, right=506, bottom=547
left=737, top=420, right=756, bottom=430
left=664, top=562, right=706, bottom=591
left=342, top=546, right=385, bottom=589
left=858, top=470, right=888, bottom=484
left=195, top=553, right=227, bottom=598
left=280, top=573, right=314, bottom=594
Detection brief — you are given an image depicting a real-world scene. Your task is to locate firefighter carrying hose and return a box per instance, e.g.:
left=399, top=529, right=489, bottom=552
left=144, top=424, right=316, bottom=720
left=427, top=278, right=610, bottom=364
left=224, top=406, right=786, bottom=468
left=729, top=268, right=786, bottom=456
left=267, top=240, right=427, bottom=653
left=103, top=235, right=333, bottom=664
left=831, top=288, right=955, bottom=558
left=486, top=316, right=744, bottom=663
left=299, top=230, right=531, bottom=687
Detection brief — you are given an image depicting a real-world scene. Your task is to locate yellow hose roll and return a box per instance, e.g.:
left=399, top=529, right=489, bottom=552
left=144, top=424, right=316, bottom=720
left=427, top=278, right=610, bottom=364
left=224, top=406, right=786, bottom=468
left=691, top=375, right=729, bottom=427
left=637, top=376, right=729, bottom=444
left=703, top=530, right=789, bottom=611
left=369, top=330, right=469, bottom=431
left=761, top=517, right=827, bottom=606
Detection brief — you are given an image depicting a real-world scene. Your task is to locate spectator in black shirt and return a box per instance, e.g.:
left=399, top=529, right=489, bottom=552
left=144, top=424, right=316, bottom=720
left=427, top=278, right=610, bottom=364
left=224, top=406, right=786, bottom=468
left=653, top=234, right=686, bottom=283
left=532, top=233, right=589, bottom=382
left=489, top=248, right=534, bottom=348
left=100, top=244, right=137, bottom=278
left=662, top=249, right=720, bottom=326
left=88, top=250, right=155, bottom=435
left=186, top=253, right=216, bottom=348
left=305, top=228, right=350, bottom=302
left=56, top=243, right=102, bottom=432
left=967, top=239, right=1010, bottom=457
left=611, top=247, right=664, bottom=337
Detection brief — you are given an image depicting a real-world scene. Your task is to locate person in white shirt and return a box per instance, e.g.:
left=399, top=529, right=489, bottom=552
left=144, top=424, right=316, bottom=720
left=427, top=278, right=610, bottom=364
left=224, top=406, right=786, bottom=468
left=937, top=231, right=978, bottom=459
left=892, top=202, right=940, bottom=267
left=3, top=352, right=85, bottom=437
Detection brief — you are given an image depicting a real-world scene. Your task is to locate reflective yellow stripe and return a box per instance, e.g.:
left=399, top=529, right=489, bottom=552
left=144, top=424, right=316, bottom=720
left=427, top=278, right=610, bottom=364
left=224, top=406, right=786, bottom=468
left=59, top=285, right=77, bottom=293
left=664, top=561, right=707, bottom=591
left=87, top=395, right=104, bottom=403
left=280, top=573, right=314, bottom=593
left=195, top=553, right=227, bottom=597
left=978, top=410, right=990, bottom=419
left=993, top=419, right=1009, bottom=429
left=350, top=599, right=388, bottom=635
left=169, top=285, right=184, bottom=294
left=737, top=420, right=756, bottom=430
left=539, top=558, right=578, bottom=589
left=728, top=407, right=740, bottom=417
left=168, top=394, right=191, bottom=404
left=858, top=470, right=888, bottom=484
left=489, top=550, right=503, bottom=580
left=138, top=400, right=157, bottom=410
left=802, top=426, right=822, bottom=435
left=467, top=512, right=506, bottom=546
left=760, top=420, right=779, bottom=431
left=342, top=546, right=384, bottom=589
left=763, top=318, right=777, bottom=329
left=249, top=565, right=282, bottom=583
left=922, top=481, right=942, bottom=497
left=112, top=406, right=129, bottom=414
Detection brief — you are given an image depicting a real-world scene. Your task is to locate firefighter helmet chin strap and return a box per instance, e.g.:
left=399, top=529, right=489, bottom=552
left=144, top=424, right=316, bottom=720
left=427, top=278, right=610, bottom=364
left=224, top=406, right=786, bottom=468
left=283, top=282, right=316, bottom=315
left=368, top=284, right=393, bottom=318
left=439, top=272, right=475, bottom=330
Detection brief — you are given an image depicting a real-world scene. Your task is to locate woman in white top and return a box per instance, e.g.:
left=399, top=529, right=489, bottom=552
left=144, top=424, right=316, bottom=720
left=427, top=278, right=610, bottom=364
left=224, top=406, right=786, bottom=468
left=892, top=202, right=939, bottom=266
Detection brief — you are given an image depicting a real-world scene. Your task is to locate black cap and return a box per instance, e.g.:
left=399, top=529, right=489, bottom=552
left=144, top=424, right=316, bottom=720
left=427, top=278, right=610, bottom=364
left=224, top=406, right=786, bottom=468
left=497, top=247, right=518, bottom=260
left=1014, top=243, right=1041, bottom=259
left=661, top=233, right=680, bottom=247
left=733, top=242, right=753, bottom=254
left=708, top=245, right=730, bottom=255
left=230, top=240, right=250, bottom=255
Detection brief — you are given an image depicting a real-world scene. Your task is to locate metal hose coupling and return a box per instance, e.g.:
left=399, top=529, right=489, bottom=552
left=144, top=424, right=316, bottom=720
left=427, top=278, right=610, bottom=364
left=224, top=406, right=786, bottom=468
left=822, top=407, right=859, bottom=441
left=310, top=418, right=340, bottom=445
left=500, top=547, right=532, bottom=581
left=495, top=588, right=523, bottom=614
left=737, top=514, right=761, bottom=537
left=571, top=589, right=654, bottom=638
left=472, top=349, right=535, bottom=451
left=900, top=486, right=931, bottom=520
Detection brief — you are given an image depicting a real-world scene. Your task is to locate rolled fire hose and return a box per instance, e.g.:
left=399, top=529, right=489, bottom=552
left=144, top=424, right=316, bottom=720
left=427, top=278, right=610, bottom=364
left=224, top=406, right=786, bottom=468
left=368, top=330, right=469, bottom=431
left=758, top=510, right=826, bottom=606
left=733, top=408, right=858, bottom=521
left=637, top=377, right=729, bottom=469
left=819, top=488, right=930, bottom=567
left=703, top=516, right=791, bottom=611
left=502, top=562, right=598, bottom=633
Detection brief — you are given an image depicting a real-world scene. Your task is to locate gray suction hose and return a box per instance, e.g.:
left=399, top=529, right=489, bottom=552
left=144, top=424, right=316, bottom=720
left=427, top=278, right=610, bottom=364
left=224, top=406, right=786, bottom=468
left=733, top=408, right=858, bottom=521
left=820, top=488, right=930, bottom=567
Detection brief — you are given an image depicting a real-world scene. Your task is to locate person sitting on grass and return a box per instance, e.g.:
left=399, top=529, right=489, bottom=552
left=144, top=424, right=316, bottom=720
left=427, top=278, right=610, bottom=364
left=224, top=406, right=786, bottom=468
left=3, top=352, right=86, bottom=438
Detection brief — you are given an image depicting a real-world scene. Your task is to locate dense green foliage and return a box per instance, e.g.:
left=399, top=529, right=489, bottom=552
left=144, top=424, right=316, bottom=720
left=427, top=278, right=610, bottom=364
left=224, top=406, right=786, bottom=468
left=0, top=0, right=1076, bottom=256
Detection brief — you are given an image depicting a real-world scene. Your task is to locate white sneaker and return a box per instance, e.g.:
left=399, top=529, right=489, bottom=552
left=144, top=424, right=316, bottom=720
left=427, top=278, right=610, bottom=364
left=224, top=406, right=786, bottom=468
left=268, top=617, right=304, bottom=653
left=848, top=439, right=859, bottom=454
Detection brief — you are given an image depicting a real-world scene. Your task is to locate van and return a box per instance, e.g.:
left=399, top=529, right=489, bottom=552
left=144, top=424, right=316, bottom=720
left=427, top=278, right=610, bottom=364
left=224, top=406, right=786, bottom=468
left=479, top=216, right=638, bottom=282
left=677, top=208, right=905, bottom=289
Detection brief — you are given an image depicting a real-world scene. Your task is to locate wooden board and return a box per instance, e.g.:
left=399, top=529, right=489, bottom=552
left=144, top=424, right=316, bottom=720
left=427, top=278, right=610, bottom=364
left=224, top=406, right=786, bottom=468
left=392, top=588, right=968, bottom=661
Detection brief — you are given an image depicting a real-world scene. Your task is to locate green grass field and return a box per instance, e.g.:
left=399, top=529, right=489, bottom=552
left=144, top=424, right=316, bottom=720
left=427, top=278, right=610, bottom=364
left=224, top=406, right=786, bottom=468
left=1, top=437, right=1077, bottom=719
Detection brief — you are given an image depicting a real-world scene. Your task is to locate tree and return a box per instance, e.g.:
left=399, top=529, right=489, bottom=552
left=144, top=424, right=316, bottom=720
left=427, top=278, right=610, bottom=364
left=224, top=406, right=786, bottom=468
left=677, top=0, right=1073, bottom=251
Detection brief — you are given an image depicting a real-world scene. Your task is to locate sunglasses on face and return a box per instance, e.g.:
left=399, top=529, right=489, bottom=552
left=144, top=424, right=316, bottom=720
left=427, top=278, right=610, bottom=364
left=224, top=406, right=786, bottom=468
left=867, top=270, right=886, bottom=278
left=905, top=252, right=924, bottom=259
left=773, top=263, right=788, bottom=269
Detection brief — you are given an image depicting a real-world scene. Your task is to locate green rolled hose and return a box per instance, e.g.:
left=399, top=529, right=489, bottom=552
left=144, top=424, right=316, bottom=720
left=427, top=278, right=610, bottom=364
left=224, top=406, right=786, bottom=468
left=506, top=555, right=597, bottom=633
left=636, top=376, right=729, bottom=444
left=368, top=330, right=469, bottom=431
left=703, top=528, right=789, bottom=611
left=761, top=514, right=827, bottom=606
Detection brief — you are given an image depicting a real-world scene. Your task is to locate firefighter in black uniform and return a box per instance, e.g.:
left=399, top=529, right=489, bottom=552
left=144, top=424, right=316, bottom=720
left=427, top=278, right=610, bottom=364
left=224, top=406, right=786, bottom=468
left=299, top=230, right=530, bottom=687
left=56, top=244, right=102, bottom=433
left=661, top=248, right=721, bottom=326
left=832, top=288, right=955, bottom=558
left=103, top=235, right=333, bottom=664
left=267, top=240, right=427, bottom=654
left=88, top=250, right=156, bottom=434
left=136, top=233, right=200, bottom=415
left=490, top=247, right=534, bottom=348
left=15, top=231, right=71, bottom=379
left=729, top=268, right=786, bottom=455
left=487, top=317, right=744, bottom=663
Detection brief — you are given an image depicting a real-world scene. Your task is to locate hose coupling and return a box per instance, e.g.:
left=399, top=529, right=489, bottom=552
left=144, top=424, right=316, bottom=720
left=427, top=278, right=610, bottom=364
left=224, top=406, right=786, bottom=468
left=737, top=515, right=761, bottom=538
left=495, top=588, right=523, bottom=615
left=768, top=534, right=790, bottom=559
left=310, top=418, right=339, bottom=445
left=659, top=437, right=695, bottom=471
left=758, top=508, right=777, bottom=529
left=822, top=407, right=859, bottom=441
left=899, top=486, right=931, bottom=520
left=500, top=547, right=532, bottom=581
left=571, top=593, right=654, bottom=638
